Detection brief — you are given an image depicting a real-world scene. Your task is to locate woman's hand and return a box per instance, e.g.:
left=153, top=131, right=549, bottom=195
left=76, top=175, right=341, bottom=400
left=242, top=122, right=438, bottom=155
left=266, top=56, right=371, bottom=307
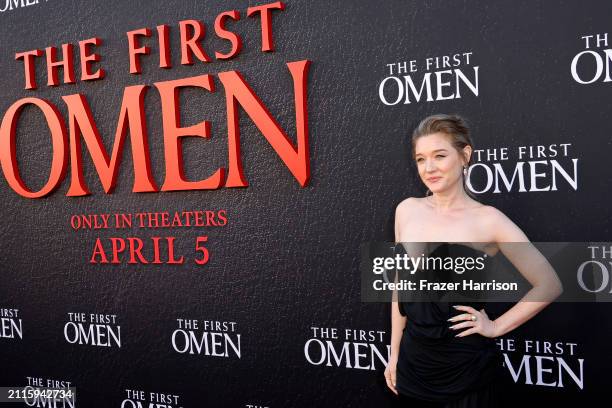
left=384, top=355, right=399, bottom=395
left=448, top=305, right=499, bottom=338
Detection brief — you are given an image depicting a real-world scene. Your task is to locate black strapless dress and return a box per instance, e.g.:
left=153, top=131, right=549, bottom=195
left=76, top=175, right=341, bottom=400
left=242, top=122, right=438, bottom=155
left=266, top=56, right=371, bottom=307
left=395, top=243, right=505, bottom=407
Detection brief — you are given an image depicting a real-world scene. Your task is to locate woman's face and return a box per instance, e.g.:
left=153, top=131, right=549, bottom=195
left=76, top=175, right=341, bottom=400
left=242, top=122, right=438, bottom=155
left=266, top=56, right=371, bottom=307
left=414, top=132, right=470, bottom=194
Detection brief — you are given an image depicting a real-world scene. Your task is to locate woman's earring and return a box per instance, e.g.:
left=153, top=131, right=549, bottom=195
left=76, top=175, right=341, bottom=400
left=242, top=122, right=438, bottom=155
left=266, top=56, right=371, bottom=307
left=463, top=165, right=468, bottom=177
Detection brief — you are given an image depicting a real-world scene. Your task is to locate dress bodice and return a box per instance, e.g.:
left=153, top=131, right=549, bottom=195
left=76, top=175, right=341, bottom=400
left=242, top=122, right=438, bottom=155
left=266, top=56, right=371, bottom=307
left=395, top=242, right=496, bottom=342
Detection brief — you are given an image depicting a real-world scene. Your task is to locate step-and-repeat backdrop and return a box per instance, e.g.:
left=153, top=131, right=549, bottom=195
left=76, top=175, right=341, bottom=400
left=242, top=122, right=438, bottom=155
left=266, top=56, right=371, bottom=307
left=1, top=1, right=610, bottom=407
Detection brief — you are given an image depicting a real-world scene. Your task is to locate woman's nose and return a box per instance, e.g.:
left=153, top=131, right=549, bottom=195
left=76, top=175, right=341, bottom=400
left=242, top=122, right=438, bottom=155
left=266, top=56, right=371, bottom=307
left=425, top=159, right=436, bottom=172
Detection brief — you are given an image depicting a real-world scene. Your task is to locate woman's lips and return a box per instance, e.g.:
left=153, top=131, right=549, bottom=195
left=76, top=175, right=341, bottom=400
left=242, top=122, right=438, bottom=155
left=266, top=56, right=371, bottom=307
left=427, top=177, right=442, bottom=183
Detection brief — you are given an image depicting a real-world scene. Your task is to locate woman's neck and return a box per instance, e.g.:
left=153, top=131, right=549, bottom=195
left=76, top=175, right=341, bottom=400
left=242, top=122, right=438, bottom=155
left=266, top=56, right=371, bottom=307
left=427, top=186, right=473, bottom=213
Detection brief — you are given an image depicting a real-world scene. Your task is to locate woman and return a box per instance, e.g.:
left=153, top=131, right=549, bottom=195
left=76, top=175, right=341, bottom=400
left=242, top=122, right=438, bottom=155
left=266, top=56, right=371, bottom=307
left=384, top=114, right=562, bottom=407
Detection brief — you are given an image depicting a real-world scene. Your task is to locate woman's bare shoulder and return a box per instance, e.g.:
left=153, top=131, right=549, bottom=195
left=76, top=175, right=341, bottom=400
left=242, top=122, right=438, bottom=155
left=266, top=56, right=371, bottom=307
left=476, top=203, right=502, bottom=218
left=478, top=204, right=529, bottom=242
left=395, top=196, right=424, bottom=216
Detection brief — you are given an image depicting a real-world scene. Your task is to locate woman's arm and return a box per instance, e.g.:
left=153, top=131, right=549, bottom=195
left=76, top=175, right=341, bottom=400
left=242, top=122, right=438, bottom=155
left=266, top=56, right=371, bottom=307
left=391, top=201, right=409, bottom=354
left=489, top=208, right=563, bottom=337
left=385, top=201, right=409, bottom=394
left=452, top=207, right=563, bottom=338
left=390, top=299, right=407, bottom=360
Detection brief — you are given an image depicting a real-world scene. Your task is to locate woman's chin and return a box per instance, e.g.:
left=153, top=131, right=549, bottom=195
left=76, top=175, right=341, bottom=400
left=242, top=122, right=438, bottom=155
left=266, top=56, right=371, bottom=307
left=428, top=184, right=449, bottom=194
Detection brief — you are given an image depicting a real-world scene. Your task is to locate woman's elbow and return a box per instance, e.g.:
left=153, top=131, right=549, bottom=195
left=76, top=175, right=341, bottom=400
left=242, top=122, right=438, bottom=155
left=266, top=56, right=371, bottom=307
left=549, top=277, right=563, bottom=301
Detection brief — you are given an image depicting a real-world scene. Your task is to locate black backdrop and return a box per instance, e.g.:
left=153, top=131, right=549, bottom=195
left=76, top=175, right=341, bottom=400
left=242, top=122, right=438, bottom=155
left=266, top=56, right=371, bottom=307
left=1, top=0, right=611, bottom=407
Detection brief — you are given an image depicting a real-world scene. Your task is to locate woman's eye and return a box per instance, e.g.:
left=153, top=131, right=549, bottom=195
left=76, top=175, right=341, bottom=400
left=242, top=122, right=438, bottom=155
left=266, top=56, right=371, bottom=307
left=436, top=155, right=446, bottom=159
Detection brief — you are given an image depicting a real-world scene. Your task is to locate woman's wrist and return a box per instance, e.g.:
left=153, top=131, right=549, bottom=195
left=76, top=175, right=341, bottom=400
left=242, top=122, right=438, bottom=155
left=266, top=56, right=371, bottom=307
left=492, top=319, right=505, bottom=338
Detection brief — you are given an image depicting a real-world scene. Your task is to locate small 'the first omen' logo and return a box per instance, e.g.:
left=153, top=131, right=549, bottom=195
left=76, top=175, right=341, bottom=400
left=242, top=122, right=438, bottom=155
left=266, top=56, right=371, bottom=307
left=0, top=0, right=48, bottom=14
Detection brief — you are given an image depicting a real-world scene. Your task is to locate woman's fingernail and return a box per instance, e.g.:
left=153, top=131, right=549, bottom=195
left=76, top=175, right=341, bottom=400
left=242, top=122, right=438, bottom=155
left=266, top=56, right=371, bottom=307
left=453, top=306, right=459, bottom=309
